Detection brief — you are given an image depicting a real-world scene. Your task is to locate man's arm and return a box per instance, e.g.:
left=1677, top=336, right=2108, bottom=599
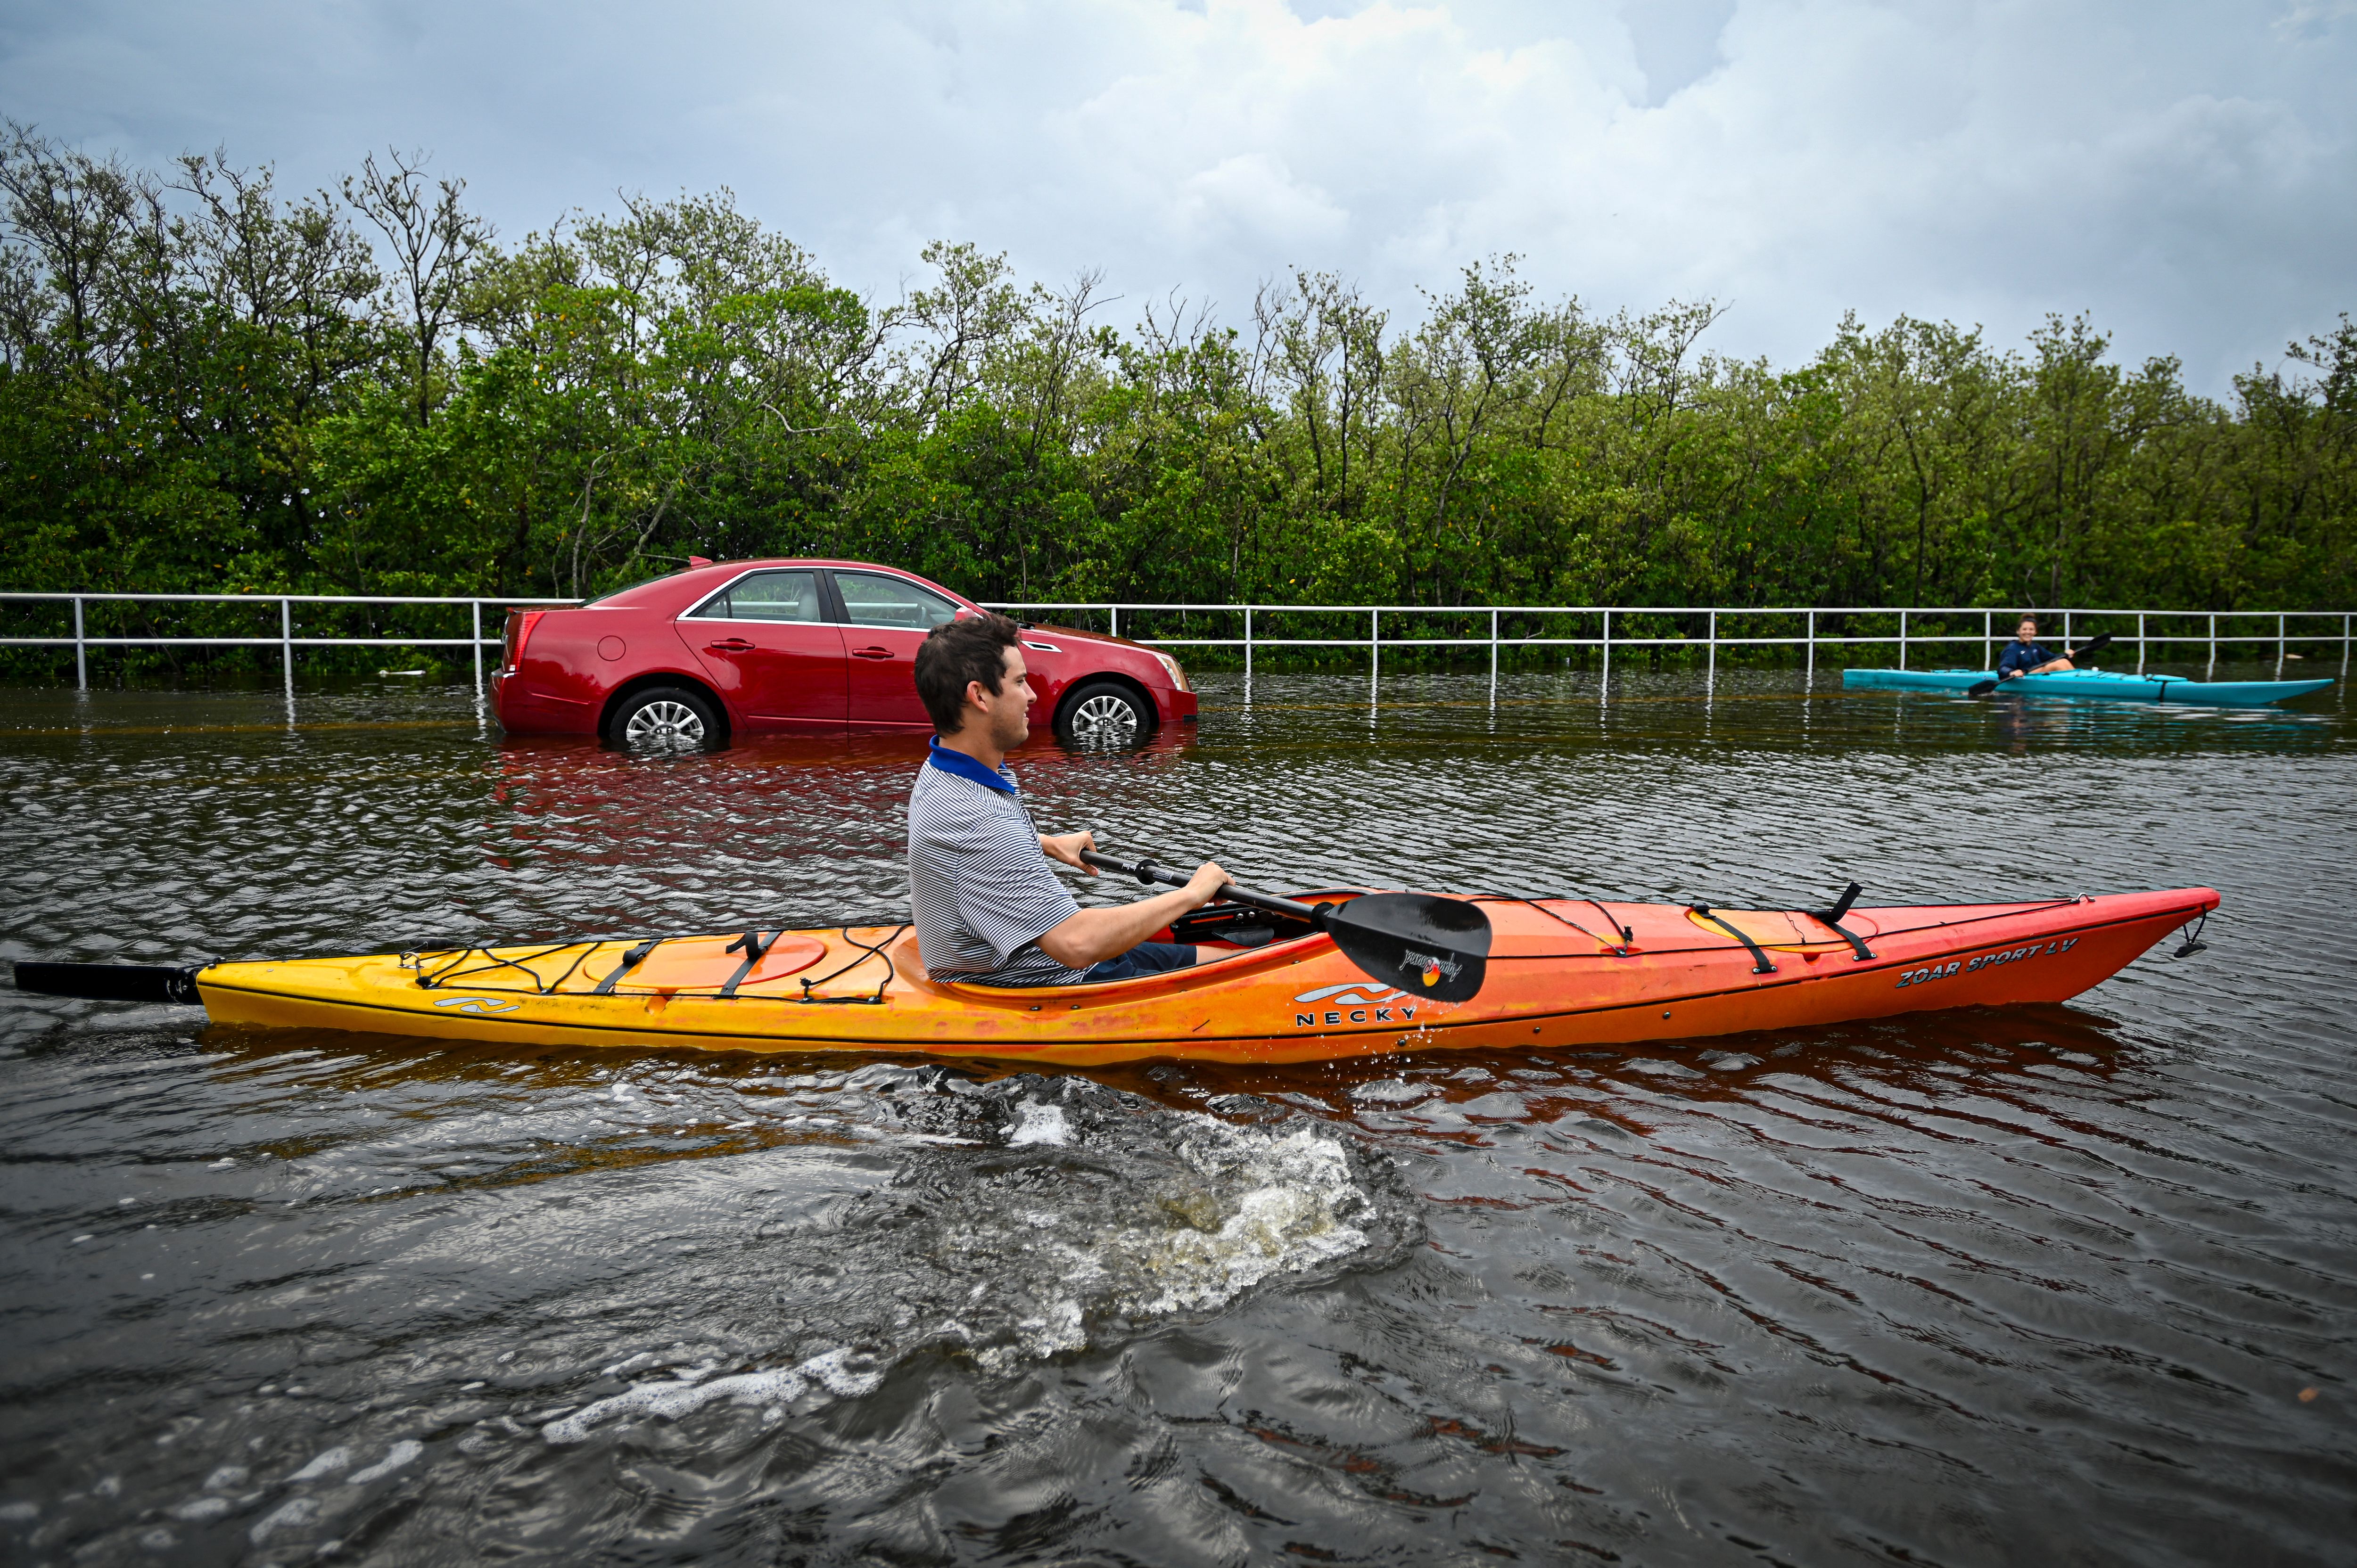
left=1034, top=862, right=1228, bottom=969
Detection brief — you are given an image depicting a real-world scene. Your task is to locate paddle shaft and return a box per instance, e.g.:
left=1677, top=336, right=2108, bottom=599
left=1077, top=851, right=1327, bottom=924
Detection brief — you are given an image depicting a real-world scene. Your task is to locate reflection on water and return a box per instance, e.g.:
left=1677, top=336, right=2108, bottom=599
left=1, top=668, right=2351, bottom=1564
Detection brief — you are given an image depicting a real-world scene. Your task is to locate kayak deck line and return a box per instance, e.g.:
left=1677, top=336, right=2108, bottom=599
left=381, top=893, right=2096, bottom=1004
left=151, top=886, right=2223, bottom=1067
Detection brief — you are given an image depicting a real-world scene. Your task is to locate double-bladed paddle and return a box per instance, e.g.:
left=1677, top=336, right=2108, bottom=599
left=1968, top=632, right=2115, bottom=697
left=1077, top=850, right=1493, bottom=1002
left=15, top=961, right=208, bottom=1003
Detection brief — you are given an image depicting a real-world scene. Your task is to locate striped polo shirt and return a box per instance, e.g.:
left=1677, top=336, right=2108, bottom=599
left=907, top=738, right=1089, bottom=986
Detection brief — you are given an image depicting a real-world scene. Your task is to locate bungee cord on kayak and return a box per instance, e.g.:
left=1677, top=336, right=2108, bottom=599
left=397, top=923, right=920, bottom=1007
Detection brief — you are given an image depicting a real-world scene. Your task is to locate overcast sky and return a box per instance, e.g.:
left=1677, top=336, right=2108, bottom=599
left=3, top=0, right=2350, bottom=394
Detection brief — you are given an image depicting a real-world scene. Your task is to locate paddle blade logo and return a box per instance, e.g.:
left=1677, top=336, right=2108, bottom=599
left=1401, top=949, right=1461, bottom=988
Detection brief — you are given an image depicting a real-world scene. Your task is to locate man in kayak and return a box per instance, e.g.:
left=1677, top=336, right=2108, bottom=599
left=907, top=612, right=1227, bottom=985
left=1996, top=616, right=2085, bottom=680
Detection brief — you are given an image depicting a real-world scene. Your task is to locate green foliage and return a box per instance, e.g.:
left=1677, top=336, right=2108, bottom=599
left=1, top=130, right=2349, bottom=656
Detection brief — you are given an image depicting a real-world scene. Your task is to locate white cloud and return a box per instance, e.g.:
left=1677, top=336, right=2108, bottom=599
left=1, top=0, right=2349, bottom=391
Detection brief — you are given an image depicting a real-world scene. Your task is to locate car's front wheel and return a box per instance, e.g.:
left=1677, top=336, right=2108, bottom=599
left=608, top=685, right=723, bottom=751
left=1055, top=680, right=1151, bottom=748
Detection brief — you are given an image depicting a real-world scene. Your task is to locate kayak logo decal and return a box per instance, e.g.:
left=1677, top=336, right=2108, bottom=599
left=1293, top=983, right=1414, bottom=1029
left=1294, top=984, right=1406, bottom=1006
left=432, top=995, right=523, bottom=1013
left=1897, top=936, right=2077, bottom=989
left=1399, top=948, right=1462, bottom=988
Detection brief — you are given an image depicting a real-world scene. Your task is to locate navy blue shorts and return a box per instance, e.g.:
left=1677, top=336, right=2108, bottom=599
left=1081, top=941, right=1197, bottom=982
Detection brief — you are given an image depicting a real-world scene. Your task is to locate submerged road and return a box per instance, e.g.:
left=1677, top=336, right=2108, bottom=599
left=1, top=667, right=2350, bottom=1565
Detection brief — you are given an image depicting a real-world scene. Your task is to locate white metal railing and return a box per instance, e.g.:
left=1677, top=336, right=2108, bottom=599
left=5, top=592, right=2348, bottom=699
left=985, top=602, right=2354, bottom=688
left=0, top=591, right=579, bottom=697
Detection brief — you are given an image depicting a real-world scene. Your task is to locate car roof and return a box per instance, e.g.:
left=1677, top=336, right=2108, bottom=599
left=584, top=558, right=974, bottom=613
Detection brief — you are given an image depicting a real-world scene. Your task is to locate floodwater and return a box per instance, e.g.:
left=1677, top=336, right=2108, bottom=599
left=2, top=664, right=2352, bottom=1566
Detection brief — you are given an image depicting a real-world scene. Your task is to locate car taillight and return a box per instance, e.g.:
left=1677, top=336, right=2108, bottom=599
left=504, top=610, right=547, bottom=672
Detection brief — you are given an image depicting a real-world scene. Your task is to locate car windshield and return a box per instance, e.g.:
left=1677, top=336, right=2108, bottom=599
left=835, top=572, right=961, bottom=630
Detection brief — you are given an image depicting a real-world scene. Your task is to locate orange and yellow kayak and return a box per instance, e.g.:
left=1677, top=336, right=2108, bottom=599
left=185, top=887, right=2219, bottom=1066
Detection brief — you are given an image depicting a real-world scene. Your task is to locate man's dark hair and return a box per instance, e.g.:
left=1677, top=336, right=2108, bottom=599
left=915, top=612, right=1022, bottom=733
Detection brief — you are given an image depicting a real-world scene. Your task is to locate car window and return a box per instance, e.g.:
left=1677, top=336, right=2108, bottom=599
left=834, top=572, right=961, bottom=631
left=686, top=571, right=825, bottom=623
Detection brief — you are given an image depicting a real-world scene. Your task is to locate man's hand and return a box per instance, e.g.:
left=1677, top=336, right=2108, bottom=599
left=1040, top=829, right=1098, bottom=872
left=1182, top=861, right=1230, bottom=908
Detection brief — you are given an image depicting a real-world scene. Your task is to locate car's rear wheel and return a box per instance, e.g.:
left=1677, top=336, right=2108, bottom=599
left=1055, top=680, right=1151, bottom=748
left=609, top=685, right=722, bottom=751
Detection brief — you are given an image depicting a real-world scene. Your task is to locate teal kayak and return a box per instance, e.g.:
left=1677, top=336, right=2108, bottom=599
left=1842, top=667, right=2335, bottom=707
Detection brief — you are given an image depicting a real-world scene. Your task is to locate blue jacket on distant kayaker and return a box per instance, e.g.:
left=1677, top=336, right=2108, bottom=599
left=1998, top=616, right=2080, bottom=680
left=907, top=612, right=1226, bottom=985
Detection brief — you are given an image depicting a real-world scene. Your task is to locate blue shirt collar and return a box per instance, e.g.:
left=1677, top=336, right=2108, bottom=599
left=925, top=736, right=1018, bottom=795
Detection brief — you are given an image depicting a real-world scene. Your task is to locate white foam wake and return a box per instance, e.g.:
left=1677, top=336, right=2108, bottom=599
left=543, top=1348, right=881, bottom=1444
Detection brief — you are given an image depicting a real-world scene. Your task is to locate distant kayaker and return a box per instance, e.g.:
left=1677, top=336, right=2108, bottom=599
left=1996, top=616, right=2084, bottom=681
left=907, top=613, right=1226, bottom=985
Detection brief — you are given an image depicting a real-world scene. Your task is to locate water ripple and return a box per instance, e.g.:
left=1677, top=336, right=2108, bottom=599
left=0, top=670, right=2350, bottom=1563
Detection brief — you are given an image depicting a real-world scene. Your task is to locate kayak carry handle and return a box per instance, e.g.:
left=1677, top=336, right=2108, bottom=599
left=1821, top=881, right=1861, bottom=925
left=1802, top=881, right=1877, bottom=960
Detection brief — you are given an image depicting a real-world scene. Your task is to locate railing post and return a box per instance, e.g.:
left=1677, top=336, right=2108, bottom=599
left=1244, top=606, right=1253, bottom=682
left=1806, top=609, right=1815, bottom=684
left=1706, top=609, right=1716, bottom=685
left=1983, top=608, right=1992, bottom=670
left=281, top=598, right=295, bottom=700
left=2278, top=611, right=2287, bottom=675
left=1601, top=608, right=1612, bottom=687
left=2344, top=612, right=2351, bottom=683
left=2064, top=608, right=2072, bottom=652
left=1109, top=605, right=1119, bottom=640
left=73, top=595, right=86, bottom=690
left=1898, top=609, right=1908, bottom=671
left=471, top=600, right=484, bottom=693
left=1489, top=607, right=1499, bottom=704
left=2208, top=613, right=2217, bottom=675
left=1369, top=607, right=1379, bottom=685
left=2137, top=611, right=2146, bottom=675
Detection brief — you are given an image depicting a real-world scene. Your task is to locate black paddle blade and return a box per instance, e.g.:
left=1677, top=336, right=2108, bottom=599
left=1968, top=678, right=1999, bottom=696
left=13, top=962, right=206, bottom=1005
left=1324, top=893, right=1493, bottom=1003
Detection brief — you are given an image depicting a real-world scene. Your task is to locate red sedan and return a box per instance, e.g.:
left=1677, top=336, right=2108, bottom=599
left=492, top=558, right=1197, bottom=749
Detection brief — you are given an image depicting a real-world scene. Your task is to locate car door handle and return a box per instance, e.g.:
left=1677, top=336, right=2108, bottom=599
left=705, top=638, right=756, bottom=652
left=851, top=646, right=893, bottom=659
